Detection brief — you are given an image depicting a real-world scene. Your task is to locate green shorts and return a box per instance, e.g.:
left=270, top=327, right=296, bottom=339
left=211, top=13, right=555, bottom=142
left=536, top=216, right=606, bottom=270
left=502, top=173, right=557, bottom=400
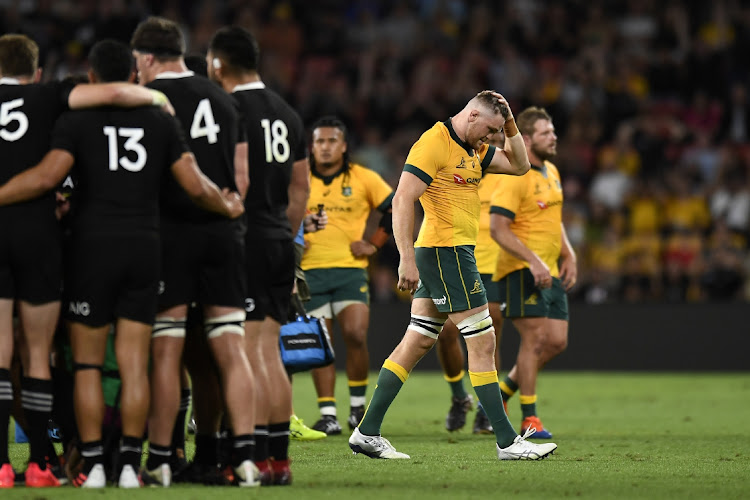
left=481, top=273, right=500, bottom=303
left=414, top=246, right=487, bottom=313
left=305, top=267, right=370, bottom=317
left=497, top=268, right=568, bottom=320
left=293, top=242, right=311, bottom=302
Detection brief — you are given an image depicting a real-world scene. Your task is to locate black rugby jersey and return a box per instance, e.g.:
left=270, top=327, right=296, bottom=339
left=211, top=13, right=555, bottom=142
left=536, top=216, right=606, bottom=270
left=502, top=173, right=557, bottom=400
left=0, top=78, right=74, bottom=224
left=50, top=106, right=189, bottom=233
left=148, top=72, right=245, bottom=224
left=232, top=82, right=306, bottom=240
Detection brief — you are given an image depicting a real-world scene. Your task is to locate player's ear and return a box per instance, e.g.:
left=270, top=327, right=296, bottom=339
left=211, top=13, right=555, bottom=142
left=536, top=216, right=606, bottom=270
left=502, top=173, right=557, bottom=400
left=211, top=57, right=223, bottom=78
left=87, top=69, right=97, bottom=84
left=33, top=67, right=43, bottom=84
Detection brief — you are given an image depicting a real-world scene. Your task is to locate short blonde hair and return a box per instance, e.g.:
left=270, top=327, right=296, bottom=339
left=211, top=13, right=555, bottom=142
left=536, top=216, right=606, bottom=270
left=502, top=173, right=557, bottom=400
left=0, top=34, right=39, bottom=78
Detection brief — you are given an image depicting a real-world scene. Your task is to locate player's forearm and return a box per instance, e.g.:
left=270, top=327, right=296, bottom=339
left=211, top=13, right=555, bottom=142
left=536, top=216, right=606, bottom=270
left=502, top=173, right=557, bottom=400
left=234, top=142, right=249, bottom=200
left=286, top=190, right=307, bottom=234
left=0, top=171, right=53, bottom=206
left=188, top=174, right=236, bottom=217
left=502, top=131, right=530, bottom=175
left=392, top=193, right=416, bottom=262
left=560, top=223, right=576, bottom=263
left=68, top=83, right=164, bottom=109
left=287, top=158, right=310, bottom=232
left=492, top=227, right=539, bottom=265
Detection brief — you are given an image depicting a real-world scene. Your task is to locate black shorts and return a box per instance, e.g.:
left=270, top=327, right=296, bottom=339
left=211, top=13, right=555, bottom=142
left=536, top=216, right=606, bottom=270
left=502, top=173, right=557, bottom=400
left=158, top=220, right=246, bottom=311
left=0, top=222, right=62, bottom=303
left=245, top=238, right=294, bottom=323
left=64, top=232, right=160, bottom=327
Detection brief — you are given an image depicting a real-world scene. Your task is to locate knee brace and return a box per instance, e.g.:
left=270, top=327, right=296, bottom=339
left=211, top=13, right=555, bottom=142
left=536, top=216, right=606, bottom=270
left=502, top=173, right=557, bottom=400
left=408, top=314, right=446, bottom=339
left=205, top=311, right=245, bottom=339
left=152, top=317, right=187, bottom=338
left=456, top=309, right=494, bottom=339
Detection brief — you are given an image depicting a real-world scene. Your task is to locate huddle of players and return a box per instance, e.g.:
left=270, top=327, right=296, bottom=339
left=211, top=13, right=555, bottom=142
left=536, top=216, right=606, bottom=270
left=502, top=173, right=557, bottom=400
left=0, top=18, right=310, bottom=489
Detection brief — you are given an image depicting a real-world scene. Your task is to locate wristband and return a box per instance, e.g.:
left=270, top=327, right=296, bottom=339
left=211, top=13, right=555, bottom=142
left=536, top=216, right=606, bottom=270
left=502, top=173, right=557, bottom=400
left=368, top=226, right=390, bottom=249
left=150, top=89, right=168, bottom=107
left=504, top=117, right=519, bottom=138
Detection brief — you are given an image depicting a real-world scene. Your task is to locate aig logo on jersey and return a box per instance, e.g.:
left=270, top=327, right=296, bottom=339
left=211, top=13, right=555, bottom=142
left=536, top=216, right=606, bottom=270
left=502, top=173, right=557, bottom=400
left=69, top=301, right=90, bottom=316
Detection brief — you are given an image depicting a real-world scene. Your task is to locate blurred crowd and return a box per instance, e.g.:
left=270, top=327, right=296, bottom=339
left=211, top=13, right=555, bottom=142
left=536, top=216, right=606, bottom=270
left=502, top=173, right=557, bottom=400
left=3, top=0, right=750, bottom=303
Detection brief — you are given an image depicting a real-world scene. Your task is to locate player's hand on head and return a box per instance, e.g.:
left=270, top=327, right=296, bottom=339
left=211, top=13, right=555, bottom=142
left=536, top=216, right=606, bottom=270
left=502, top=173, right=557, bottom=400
left=488, top=91, right=512, bottom=121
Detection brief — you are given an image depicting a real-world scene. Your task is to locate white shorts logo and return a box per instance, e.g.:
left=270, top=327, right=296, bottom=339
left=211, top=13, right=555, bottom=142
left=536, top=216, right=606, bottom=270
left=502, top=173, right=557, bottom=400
left=432, top=295, right=447, bottom=305
left=157, top=281, right=165, bottom=295
left=244, top=298, right=256, bottom=312
left=69, top=301, right=90, bottom=316
left=500, top=302, right=507, bottom=311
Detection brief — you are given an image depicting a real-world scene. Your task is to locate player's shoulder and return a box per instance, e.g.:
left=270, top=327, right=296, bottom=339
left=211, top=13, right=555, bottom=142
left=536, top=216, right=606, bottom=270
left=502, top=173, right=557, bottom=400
left=349, top=162, right=384, bottom=181
left=543, top=160, right=560, bottom=178
left=424, top=121, right=450, bottom=141
left=237, top=86, right=297, bottom=115
left=412, top=121, right=450, bottom=151
left=1, top=79, right=67, bottom=103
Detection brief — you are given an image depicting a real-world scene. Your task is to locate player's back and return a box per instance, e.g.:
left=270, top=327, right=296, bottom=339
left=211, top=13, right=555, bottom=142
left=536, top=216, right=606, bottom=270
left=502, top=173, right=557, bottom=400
left=148, top=73, right=241, bottom=223
left=0, top=80, right=73, bottom=223
left=51, top=106, right=187, bottom=234
left=233, top=84, right=306, bottom=240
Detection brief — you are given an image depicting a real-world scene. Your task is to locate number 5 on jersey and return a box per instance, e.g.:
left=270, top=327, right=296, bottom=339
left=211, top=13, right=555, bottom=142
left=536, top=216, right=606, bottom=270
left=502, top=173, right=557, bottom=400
left=0, top=98, right=29, bottom=142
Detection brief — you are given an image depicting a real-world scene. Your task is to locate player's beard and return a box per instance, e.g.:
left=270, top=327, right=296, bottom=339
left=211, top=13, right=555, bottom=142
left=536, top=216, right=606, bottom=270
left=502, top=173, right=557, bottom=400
left=531, top=143, right=556, bottom=162
left=315, top=157, right=343, bottom=171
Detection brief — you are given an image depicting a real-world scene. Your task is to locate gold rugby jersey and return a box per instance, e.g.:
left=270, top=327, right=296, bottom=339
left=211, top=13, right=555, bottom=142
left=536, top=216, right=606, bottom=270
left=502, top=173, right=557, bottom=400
left=302, top=162, right=393, bottom=270
left=491, top=161, right=563, bottom=280
left=404, top=120, right=496, bottom=248
left=475, top=174, right=503, bottom=275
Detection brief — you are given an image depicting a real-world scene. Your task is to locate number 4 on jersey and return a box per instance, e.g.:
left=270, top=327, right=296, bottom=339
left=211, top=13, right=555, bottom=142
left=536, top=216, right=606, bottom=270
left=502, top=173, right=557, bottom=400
left=191, top=98, right=220, bottom=144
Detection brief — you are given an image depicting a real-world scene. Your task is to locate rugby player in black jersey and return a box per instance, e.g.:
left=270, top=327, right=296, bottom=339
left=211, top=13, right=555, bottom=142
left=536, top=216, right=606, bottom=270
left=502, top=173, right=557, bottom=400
left=207, top=26, right=311, bottom=486
left=130, top=17, right=257, bottom=488
left=0, top=33, right=173, bottom=489
left=0, top=39, right=243, bottom=489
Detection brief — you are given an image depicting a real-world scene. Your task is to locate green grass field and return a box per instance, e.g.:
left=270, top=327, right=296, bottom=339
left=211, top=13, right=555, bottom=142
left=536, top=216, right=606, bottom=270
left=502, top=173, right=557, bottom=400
left=5, top=371, right=750, bottom=499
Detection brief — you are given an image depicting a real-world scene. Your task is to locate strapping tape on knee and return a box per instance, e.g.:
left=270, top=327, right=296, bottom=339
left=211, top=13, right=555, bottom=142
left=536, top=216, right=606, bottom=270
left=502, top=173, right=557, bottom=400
left=73, top=363, right=103, bottom=372
left=205, top=311, right=245, bottom=339
left=152, top=317, right=187, bottom=338
left=409, top=314, right=446, bottom=339
left=456, top=309, right=494, bottom=338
